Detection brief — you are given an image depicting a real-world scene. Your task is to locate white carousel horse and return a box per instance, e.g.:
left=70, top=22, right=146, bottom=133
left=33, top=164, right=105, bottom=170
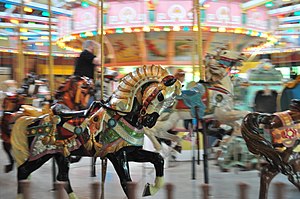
left=144, top=48, right=249, bottom=162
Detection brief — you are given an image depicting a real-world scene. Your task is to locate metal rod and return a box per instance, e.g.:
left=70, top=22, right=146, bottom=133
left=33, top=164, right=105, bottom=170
left=195, top=0, right=204, bottom=80
left=48, top=0, right=54, bottom=96
left=195, top=106, right=200, bottom=165
left=100, top=0, right=105, bottom=99
left=201, top=119, right=209, bottom=184
left=52, top=157, right=56, bottom=190
left=101, top=158, right=108, bottom=199
left=100, top=2, right=107, bottom=199
left=17, top=0, right=24, bottom=85
left=192, top=0, right=197, bottom=81
left=191, top=121, right=196, bottom=179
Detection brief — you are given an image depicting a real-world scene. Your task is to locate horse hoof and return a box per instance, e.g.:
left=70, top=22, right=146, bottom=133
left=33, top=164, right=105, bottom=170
left=68, top=192, right=79, bottom=199
left=5, top=164, right=13, bottom=173
left=142, top=183, right=151, bottom=197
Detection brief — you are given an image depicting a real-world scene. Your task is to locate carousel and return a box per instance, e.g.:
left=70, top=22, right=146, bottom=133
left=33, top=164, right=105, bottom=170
left=0, top=1, right=299, bottom=199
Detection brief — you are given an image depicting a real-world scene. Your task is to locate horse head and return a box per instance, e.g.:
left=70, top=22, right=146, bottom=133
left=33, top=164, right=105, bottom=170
left=139, top=75, right=182, bottom=128
left=205, top=47, right=245, bottom=83
left=108, top=65, right=182, bottom=129
left=55, top=76, right=95, bottom=110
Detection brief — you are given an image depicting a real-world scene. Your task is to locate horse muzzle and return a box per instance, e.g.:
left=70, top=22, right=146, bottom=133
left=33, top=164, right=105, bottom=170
left=142, top=112, right=159, bottom=128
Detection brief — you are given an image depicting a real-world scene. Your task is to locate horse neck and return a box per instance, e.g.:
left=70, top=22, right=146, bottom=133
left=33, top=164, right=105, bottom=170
left=59, top=82, right=78, bottom=110
left=219, top=75, right=233, bottom=94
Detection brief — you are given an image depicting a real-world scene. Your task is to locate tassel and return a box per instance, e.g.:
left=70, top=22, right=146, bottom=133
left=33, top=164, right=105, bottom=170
left=63, top=145, right=70, bottom=157
left=84, top=139, right=93, bottom=151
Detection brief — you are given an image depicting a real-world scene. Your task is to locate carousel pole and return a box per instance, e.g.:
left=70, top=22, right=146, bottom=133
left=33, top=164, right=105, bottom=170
left=17, top=0, right=25, bottom=85
left=195, top=0, right=209, bottom=184
left=90, top=0, right=101, bottom=179
left=195, top=0, right=201, bottom=166
left=191, top=2, right=196, bottom=81
left=196, top=0, right=204, bottom=80
left=48, top=0, right=55, bottom=95
left=48, top=0, right=56, bottom=191
left=99, top=1, right=108, bottom=199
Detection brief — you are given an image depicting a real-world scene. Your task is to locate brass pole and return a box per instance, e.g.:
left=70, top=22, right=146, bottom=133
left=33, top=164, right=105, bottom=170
left=192, top=0, right=197, bottom=81
left=17, top=0, right=25, bottom=85
left=196, top=0, right=204, bottom=80
left=96, top=0, right=100, bottom=80
left=100, top=2, right=107, bottom=199
left=100, top=0, right=105, bottom=100
left=48, top=0, right=55, bottom=96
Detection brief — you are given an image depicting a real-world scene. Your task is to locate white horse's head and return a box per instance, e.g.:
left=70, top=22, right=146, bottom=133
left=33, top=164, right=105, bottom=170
left=205, top=47, right=246, bottom=94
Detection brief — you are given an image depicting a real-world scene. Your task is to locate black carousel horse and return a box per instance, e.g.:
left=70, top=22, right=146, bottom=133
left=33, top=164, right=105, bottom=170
left=1, top=75, right=95, bottom=173
left=11, top=65, right=182, bottom=198
left=1, top=73, right=50, bottom=173
left=241, top=99, right=300, bottom=199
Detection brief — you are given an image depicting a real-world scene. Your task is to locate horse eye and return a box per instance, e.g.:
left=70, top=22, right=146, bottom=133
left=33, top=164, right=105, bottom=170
left=157, top=92, right=164, bottom=102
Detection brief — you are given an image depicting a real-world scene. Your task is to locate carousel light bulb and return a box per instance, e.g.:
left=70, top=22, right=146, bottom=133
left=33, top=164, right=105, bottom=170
left=81, top=1, right=89, bottom=8
left=24, top=7, right=33, bottom=12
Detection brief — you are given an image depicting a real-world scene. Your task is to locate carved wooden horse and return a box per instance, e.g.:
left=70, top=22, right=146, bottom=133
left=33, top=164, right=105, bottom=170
left=11, top=65, right=182, bottom=199
left=54, top=75, right=95, bottom=111
left=241, top=99, right=300, bottom=199
left=145, top=48, right=249, bottom=163
left=1, top=74, right=50, bottom=173
left=1, top=75, right=94, bottom=173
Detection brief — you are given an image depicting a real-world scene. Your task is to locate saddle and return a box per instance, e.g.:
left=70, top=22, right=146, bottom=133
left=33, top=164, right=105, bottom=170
left=21, top=105, right=44, bottom=117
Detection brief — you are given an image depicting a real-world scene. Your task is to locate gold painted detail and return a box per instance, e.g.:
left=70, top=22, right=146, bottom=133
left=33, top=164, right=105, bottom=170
left=109, top=65, right=169, bottom=113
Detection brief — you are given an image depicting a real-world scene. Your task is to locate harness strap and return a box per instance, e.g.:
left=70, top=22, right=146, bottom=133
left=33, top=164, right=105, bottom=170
left=274, top=111, right=293, bottom=126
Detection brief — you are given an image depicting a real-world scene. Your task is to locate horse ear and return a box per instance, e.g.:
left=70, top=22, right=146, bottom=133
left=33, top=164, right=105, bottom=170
left=162, top=75, right=176, bottom=87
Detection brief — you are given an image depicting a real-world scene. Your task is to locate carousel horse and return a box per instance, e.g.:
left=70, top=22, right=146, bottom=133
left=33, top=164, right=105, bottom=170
left=1, top=74, right=50, bottom=173
left=54, top=75, right=95, bottom=111
left=1, top=75, right=94, bottom=173
left=144, top=48, right=251, bottom=170
left=11, top=65, right=182, bottom=199
left=241, top=99, right=300, bottom=199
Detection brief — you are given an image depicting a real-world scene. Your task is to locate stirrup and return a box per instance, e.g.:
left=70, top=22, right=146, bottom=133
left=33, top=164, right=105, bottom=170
left=142, top=183, right=151, bottom=197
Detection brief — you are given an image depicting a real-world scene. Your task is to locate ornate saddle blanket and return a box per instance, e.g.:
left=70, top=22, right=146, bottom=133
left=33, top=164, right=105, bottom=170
left=271, top=111, right=300, bottom=152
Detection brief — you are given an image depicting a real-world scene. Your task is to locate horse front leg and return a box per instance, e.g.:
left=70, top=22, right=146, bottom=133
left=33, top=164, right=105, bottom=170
left=17, top=154, right=53, bottom=199
left=107, top=150, right=132, bottom=197
left=126, top=147, right=165, bottom=197
left=259, top=165, right=279, bottom=199
left=54, top=154, right=78, bottom=199
left=3, top=142, right=14, bottom=173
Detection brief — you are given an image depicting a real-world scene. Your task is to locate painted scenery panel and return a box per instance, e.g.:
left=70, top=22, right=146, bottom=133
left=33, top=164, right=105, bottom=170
left=173, top=32, right=195, bottom=61
left=145, top=32, right=167, bottom=61
left=107, top=33, right=140, bottom=63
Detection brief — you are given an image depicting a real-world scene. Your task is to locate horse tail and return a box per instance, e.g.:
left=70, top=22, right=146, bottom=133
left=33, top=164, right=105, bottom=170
left=11, top=116, right=36, bottom=166
left=241, top=113, right=284, bottom=167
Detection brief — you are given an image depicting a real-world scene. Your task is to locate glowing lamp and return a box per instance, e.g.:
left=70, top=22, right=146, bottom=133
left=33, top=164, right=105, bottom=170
left=265, top=1, right=274, bottom=8
left=81, top=1, right=89, bottom=8
left=24, top=7, right=33, bottom=12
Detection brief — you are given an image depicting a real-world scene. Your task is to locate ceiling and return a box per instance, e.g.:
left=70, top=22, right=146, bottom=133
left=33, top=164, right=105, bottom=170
left=0, top=0, right=299, bottom=55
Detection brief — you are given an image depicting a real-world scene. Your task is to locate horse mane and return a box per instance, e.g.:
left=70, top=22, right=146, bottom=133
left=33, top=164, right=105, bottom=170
left=109, top=65, right=169, bottom=112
